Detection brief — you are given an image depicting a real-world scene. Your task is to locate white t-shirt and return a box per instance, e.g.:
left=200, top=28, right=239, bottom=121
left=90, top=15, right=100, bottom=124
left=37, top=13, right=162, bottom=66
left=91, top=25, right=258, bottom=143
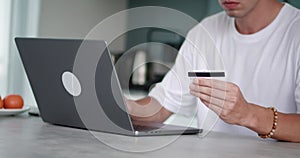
left=149, top=3, right=300, bottom=136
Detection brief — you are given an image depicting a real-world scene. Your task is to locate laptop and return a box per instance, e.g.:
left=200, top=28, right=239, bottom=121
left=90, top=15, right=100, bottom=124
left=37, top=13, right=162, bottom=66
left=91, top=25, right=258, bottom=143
left=15, top=38, right=201, bottom=136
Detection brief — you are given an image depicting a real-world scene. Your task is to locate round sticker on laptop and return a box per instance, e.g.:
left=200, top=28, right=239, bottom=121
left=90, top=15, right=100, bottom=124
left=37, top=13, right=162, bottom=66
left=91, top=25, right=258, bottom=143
left=62, top=71, right=82, bottom=96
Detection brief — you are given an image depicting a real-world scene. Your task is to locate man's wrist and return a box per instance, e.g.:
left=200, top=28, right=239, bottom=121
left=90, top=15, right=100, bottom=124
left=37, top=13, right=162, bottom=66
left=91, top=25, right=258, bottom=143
left=239, top=103, right=258, bottom=128
left=239, top=103, right=275, bottom=134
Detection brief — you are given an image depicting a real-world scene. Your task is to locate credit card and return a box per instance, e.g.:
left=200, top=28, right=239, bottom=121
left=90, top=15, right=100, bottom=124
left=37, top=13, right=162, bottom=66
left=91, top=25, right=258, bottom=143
left=188, top=71, right=225, bottom=77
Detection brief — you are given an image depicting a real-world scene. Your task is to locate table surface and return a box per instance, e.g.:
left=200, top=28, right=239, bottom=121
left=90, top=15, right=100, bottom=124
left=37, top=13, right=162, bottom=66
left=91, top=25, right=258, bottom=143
left=0, top=115, right=299, bottom=158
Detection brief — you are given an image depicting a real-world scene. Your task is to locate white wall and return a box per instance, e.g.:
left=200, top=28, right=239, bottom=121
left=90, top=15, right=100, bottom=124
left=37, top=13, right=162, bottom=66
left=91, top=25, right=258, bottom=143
left=0, top=0, right=11, bottom=96
left=38, top=0, right=128, bottom=51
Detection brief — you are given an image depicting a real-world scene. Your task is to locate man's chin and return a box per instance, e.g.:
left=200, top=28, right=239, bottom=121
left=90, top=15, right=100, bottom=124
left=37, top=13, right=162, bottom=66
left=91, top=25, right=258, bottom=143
left=225, top=10, right=243, bottom=18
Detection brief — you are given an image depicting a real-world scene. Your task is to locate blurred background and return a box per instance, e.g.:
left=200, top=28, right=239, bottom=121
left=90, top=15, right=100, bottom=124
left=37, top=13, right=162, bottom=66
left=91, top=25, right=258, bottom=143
left=0, top=0, right=299, bottom=108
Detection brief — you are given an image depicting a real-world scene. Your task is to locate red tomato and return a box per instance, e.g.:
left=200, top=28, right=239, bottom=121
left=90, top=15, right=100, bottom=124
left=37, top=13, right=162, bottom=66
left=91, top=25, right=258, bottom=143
left=0, top=96, right=3, bottom=109
left=4, top=95, right=24, bottom=109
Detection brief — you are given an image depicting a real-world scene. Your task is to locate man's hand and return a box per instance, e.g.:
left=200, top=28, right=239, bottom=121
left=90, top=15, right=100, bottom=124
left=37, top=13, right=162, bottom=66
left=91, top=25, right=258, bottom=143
left=189, top=78, right=253, bottom=126
left=125, top=97, right=173, bottom=123
left=125, top=97, right=162, bottom=118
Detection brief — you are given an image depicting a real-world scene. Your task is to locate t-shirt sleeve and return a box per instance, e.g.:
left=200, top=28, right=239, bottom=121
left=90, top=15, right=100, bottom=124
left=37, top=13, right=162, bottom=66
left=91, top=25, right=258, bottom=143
left=148, top=31, right=208, bottom=117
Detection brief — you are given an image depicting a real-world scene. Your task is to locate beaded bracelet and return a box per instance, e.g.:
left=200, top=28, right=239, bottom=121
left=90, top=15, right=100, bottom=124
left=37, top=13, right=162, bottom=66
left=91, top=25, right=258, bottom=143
left=258, top=107, right=278, bottom=139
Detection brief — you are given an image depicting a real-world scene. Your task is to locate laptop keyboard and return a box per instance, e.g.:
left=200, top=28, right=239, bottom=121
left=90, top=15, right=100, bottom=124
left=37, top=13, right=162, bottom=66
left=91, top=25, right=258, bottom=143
left=133, top=125, right=159, bottom=131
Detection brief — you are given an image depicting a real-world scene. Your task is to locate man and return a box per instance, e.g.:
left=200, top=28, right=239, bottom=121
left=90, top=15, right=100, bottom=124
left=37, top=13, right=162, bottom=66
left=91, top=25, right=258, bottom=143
left=126, top=0, right=300, bottom=142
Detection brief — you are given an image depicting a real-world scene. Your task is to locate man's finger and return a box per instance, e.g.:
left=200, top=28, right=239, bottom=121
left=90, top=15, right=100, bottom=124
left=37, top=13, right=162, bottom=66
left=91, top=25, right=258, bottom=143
left=202, top=100, right=222, bottom=116
left=195, top=78, right=228, bottom=91
left=199, top=93, right=225, bottom=108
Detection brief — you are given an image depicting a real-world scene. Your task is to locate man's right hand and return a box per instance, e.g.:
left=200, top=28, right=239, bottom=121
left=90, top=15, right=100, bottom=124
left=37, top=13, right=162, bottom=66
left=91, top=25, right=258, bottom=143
left=125, top=96, right=173, bottom=123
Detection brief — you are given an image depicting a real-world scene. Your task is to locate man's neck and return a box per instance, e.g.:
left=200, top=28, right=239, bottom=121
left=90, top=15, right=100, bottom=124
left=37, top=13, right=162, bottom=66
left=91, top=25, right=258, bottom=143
left=235, top=1, right=284, bottom=34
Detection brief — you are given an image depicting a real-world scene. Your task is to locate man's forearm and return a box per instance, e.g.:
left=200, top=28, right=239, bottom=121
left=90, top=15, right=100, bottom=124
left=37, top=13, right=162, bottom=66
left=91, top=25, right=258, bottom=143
left=243, top=103, right=300, bottom=142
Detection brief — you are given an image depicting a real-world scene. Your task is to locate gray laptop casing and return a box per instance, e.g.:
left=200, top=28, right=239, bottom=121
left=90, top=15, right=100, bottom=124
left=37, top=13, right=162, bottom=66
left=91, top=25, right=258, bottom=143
left=15, top=38, right=201, bottom=136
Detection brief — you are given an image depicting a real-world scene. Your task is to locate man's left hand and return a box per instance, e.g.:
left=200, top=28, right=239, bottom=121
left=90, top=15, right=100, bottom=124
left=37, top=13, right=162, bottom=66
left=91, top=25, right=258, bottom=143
left=189, top=78, right=252, bottom=126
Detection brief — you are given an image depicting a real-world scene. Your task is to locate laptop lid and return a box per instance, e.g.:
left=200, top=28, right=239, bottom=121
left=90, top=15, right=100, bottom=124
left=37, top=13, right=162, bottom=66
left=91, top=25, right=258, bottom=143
left=15, top=38, right=135, bottom=135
